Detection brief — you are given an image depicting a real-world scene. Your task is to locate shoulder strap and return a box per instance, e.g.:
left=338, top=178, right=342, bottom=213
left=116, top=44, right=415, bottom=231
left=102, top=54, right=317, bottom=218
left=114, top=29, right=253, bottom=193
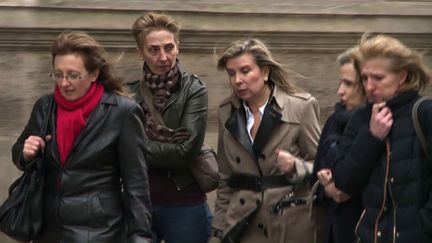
left=139, top=79, right=166, bottom=126
left=412, top=96, right=431, bottom=159
left=41, top=96, right=54, bottom=136
left=25, top=96, right=54, bottom=170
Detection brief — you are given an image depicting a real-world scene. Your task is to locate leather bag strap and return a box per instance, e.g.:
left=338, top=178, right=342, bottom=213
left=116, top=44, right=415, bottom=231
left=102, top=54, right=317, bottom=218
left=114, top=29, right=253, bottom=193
left=412, top=96, right=430, bottom=159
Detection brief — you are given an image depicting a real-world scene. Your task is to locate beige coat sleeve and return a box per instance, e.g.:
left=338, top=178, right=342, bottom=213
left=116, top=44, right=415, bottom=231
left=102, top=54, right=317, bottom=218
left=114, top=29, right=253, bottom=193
left=290, top=96, right=321, bottom=183
left=211, top=110, right=235, bottom=234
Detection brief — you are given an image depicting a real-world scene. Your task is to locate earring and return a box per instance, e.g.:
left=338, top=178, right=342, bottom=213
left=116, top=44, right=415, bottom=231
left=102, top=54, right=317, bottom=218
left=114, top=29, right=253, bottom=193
left=264, top=77, right=268, bottom=82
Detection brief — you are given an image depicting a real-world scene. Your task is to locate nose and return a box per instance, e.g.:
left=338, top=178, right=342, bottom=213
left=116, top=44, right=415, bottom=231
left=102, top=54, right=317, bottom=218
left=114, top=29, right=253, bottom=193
left=58, top=76, right=70, bottom=88
left=159, top=50, right=168, bottom=61
left=233, top=73, right=243, bottom=85
left=337, top=84, right=345, bottom=97
left=363, top=77, right=375, bottom=93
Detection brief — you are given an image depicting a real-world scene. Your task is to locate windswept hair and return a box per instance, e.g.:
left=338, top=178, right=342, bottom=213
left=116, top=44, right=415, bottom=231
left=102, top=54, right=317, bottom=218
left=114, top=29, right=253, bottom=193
left=217, top=38, right=298, bottom=94
left=352, top=34, right=430, bottom=93
left=338, top=46, right=358, bottom=66
left=338, top=46, right=366, bottom=97
left=132, top=12, right=180, bottom=50
left=51, top=31, right=129, bottom=96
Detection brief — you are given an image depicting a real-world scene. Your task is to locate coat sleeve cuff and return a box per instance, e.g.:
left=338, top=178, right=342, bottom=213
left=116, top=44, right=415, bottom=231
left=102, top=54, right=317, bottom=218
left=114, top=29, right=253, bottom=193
left=288, top=158, right=312, bottom=184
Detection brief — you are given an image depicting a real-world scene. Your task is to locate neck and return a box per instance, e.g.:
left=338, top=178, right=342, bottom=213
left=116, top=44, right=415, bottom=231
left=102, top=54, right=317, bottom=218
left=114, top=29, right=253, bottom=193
left=247, top=85, right=271, bottom=112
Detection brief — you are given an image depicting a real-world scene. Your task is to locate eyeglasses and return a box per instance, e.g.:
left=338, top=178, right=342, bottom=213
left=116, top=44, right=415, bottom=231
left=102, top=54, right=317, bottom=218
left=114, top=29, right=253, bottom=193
left=50, top=71, right=88, bottom=82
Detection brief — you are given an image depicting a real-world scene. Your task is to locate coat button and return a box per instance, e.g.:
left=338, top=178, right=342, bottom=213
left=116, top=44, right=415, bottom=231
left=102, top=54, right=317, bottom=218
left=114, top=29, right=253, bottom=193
left=377, top=231, right=382, bottom=237
left=239, top=198, right=245, bottom=205
left=396, top=232, right=400, bottom=237
left=390, top=177, right=394, bottom=183
left=236, top=157, right=241, bottom=164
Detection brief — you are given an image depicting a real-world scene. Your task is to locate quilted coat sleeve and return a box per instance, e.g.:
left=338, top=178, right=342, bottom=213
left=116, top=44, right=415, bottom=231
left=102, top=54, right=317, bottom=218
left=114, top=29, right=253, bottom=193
left=332, top=107, right=385, bottom=196
left=418, top=100, right=432, bottom=236
left=118, top=103, right=152, bottom=242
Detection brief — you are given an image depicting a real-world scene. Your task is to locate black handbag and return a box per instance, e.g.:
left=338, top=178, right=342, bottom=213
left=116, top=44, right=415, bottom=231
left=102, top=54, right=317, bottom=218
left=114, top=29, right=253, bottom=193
left=0, top=97, right=53, bottom=241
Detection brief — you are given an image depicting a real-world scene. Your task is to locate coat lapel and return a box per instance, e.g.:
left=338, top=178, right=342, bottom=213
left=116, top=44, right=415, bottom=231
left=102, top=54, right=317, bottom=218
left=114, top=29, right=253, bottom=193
left=253, top=100, right=282, bottom=157
left=225, top=105, right=256, bottom=158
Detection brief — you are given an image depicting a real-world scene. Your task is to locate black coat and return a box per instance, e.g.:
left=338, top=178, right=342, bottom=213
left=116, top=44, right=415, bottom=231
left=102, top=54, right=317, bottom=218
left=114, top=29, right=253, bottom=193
left=333, top=91, right=432, bottom=243
left=12, top=90, right=152, bottom=243
left=311, top=102, right=363, bottom=243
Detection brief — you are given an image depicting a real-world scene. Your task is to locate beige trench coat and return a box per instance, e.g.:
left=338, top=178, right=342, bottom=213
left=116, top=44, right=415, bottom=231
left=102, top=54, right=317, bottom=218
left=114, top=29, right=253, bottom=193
left=212, top=85, right=321, bottom=243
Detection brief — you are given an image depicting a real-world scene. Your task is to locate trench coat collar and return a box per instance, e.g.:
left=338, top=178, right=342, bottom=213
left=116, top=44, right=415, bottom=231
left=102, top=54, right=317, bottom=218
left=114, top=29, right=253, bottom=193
left=225, top=85, right=283, bottom=158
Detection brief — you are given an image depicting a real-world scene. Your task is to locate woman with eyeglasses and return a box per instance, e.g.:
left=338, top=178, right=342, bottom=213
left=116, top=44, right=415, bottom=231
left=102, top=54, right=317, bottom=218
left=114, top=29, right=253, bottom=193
left=11, top=31, right=152, bottom=243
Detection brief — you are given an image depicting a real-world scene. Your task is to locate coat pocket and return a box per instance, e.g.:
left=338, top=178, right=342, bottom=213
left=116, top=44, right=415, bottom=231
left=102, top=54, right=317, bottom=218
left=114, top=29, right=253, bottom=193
left=91, top=196, right=109, bottom=227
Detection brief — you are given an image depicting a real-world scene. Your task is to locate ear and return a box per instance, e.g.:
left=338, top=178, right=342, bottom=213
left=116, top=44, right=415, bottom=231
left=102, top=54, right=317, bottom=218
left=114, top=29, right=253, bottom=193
left=176, top=41, right=180, bottom=54
left=262, top=66, right=270, bottom=81
left=90, top=70, right=100, bottom=83
left=398, top=70, right=408, bottom=86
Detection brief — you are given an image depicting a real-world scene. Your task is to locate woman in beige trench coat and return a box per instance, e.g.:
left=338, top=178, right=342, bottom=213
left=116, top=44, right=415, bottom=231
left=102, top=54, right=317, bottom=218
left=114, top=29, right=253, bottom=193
left=210, top=39, right=321, bottom=243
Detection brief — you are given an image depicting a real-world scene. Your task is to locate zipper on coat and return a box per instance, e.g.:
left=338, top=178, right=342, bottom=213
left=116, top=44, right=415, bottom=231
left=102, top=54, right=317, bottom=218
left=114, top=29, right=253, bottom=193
left=167, top=171, right=182, bottom=191
left=374, top=140, right=391, bottom=243
left=355, top=209, right=366, bottom=239
left=388, top=179, right=397, bottom=243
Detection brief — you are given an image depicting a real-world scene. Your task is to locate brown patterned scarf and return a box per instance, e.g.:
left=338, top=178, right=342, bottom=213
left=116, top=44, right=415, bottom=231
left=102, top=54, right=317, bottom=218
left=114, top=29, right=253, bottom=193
left=141, top=60, right=189, bottom=143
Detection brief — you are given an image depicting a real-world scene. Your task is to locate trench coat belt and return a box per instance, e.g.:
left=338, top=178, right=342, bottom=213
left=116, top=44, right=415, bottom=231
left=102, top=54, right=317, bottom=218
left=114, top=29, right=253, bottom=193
left=227, top=174, right=291, bottom=192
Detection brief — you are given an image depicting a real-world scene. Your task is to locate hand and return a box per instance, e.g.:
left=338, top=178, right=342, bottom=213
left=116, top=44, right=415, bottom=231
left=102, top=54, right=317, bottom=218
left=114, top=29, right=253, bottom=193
left=208, top=236, right=222, bottom=243
left=317, top=169, right=333, bottom=187
left=370, top=102, right=393, bottom=140
left=171, top=127, right=190, bottom=143
left=22, top=135, right=52, bottom=162
left=324, top=182, right=350, bottom=203
left=276, top=149, right=296, bottom=175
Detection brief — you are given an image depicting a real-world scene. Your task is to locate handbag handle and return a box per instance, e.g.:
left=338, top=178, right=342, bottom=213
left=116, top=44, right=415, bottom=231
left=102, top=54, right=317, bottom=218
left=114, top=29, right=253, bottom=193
left=308, top=181, right=320, bottom=219
left=24, top=96, right=54, bottom=171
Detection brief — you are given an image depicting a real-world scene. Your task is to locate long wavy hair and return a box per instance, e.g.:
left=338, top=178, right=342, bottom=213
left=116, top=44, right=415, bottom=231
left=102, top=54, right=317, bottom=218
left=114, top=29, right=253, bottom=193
left=217, top=38, right=299, bottom=94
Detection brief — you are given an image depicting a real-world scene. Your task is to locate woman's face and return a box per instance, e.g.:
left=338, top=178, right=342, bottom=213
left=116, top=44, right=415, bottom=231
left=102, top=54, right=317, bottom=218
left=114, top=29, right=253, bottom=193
left=225, top=53, right=270, bottom=104
left=361, top=58, right=406, bottom=103
left=53, top=53, right=98, bottom=101
left=139, top=29, right=178, bottom=75
left=337, top=63, right=364, bottom=111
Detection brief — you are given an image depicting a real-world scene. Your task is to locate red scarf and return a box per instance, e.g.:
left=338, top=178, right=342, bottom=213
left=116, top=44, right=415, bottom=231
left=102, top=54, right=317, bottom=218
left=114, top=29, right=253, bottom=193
left=54, top=82, right=104, bottom=166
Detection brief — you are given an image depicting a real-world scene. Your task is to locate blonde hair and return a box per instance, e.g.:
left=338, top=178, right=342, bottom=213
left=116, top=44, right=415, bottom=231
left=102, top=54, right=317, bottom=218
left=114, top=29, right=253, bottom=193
left=338, top=46, right=366, bottom=98
left=51, top=31, right=129, bottom=96
left=132, top=12, right=180, bottom=51
left=352, top=34, right=430, bottom=93
left=217, top=38, right=298, bottom=94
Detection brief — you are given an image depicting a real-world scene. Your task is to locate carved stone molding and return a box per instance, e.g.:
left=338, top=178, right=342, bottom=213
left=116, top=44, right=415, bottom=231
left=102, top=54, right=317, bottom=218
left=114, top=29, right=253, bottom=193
left=0, top=2, right=431, bottom=52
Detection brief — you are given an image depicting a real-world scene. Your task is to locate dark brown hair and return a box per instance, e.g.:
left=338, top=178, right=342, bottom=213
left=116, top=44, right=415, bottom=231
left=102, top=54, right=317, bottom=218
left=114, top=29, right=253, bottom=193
left=51, top=31, right=129, bottom=96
